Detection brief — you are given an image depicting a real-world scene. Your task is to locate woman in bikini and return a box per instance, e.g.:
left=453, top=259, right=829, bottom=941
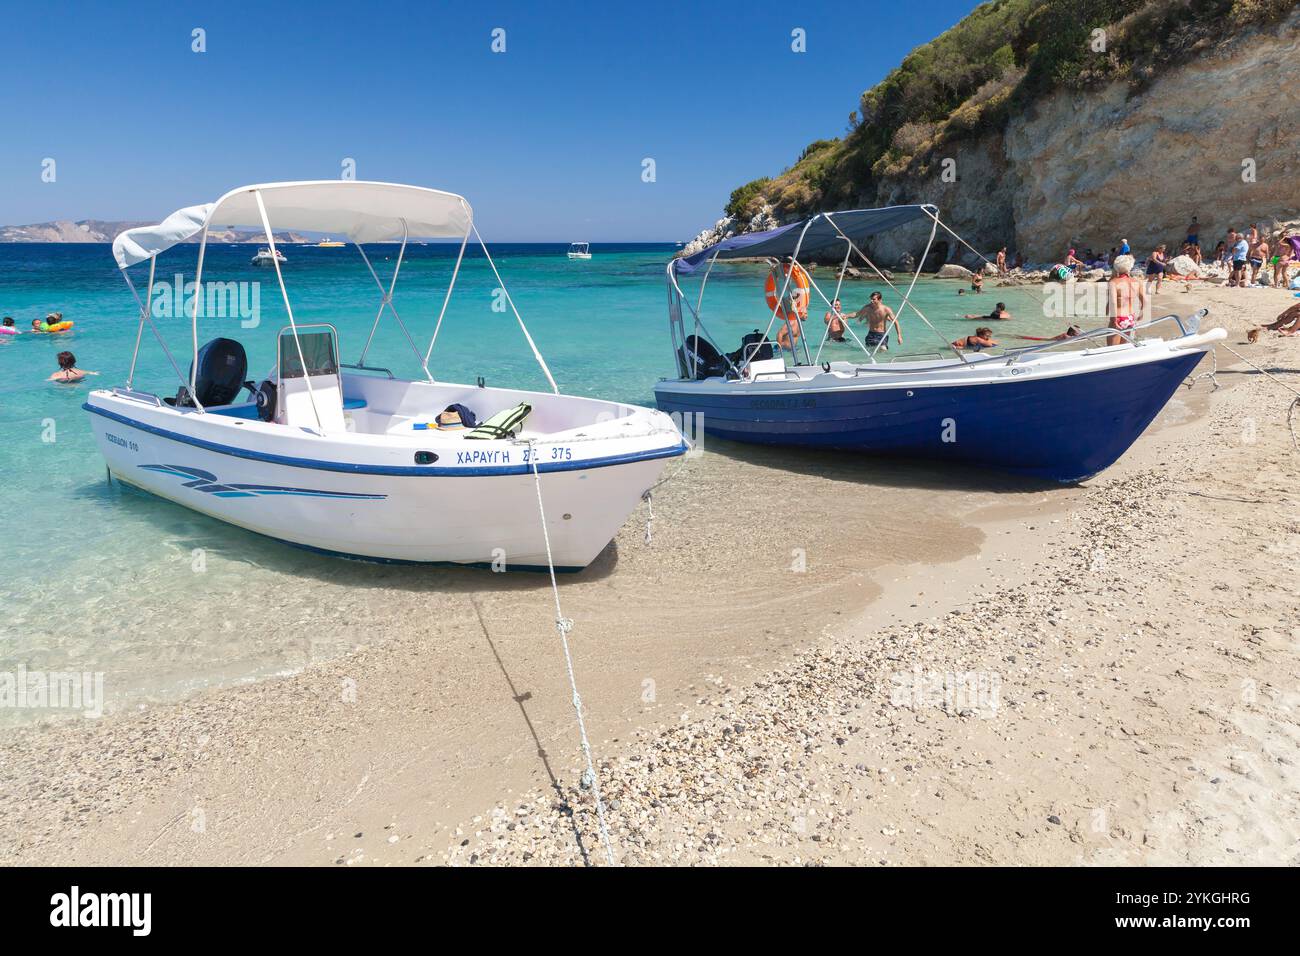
left=1107, top=254, right=1146, bottom=346
left=1273, top=238, right=1294, bottom=289
left=964, top=301, right=1011, bottom=321
left=48, top=351, right=97, bottom=384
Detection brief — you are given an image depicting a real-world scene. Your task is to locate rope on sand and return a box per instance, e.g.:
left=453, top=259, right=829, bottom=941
left=1218, top=343, right=1300, bottom=454
left=639, top=432, right=698, bottom=545
left=526, top=440, right=616, bottom=865
left=641, top=490, right=655, bottom=544
left=1184, top=347, right=1220, bottom=390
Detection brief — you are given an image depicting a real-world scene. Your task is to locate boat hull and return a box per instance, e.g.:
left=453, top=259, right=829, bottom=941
left=655, top=348, right=1207, bottom=483
left=86, top=400, right=680, bottom=571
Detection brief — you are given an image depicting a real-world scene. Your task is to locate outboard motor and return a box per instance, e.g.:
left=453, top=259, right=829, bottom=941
left=173, top=338, right=249, bottom=407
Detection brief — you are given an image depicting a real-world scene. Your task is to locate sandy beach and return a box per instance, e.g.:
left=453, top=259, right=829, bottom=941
left=1, top=281, right=1296, bottom=867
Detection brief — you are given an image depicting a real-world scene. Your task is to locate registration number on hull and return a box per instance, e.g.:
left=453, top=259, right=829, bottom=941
left=105, top=431, right=140, bottom=452
left=750, top=397, right=817, bottom=410
left=455, top=445, right=574, bottom=466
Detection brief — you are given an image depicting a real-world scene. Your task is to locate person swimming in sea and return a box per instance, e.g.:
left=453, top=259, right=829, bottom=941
left=952, top=327, right=997, bottom=351
left=964, top=301, right=1011, bottom=320
left=823, top=298, right=848, bottom=343
left=849, top=291, right=903, bottom=351
left=48, top=351, right=97, bottom=384
left=775, top=314, right=803, bottom=352
left=1013, top=324, right=1082, bottom=342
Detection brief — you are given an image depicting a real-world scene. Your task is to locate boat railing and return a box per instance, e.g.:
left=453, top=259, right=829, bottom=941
left=833, top=310, right=1209, bottom=377
left=1001, top=310, right=1205, bottom=365
left=341, top=362, right=395, bottom=379
left=110, top=386, right=163, bottom=406
left=887, top=351, right=947, bottom=363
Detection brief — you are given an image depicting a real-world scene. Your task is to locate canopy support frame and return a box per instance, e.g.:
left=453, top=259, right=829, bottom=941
left=252, top=189, right=325, bottom=432
left=470, top=223, right=560, bottom=394
left=353, top=223, right=433, bottom=383
left=424, top=217, right=472, bottom=369
left=121, top=255, right=191, bottom=392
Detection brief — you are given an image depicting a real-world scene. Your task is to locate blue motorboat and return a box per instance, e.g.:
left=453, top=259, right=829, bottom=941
left=654, top=205, right=1224, bottom=484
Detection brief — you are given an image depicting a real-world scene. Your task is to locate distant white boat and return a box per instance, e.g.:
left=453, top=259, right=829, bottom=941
left=317, top=238, right=345, bottom=248
left=251, top=246, right=286, bottom=266
left=567, top=242, right=591, bottom=260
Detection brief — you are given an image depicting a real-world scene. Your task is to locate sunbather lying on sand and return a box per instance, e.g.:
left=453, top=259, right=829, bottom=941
left=1255, top=303, right=1300, bottom=336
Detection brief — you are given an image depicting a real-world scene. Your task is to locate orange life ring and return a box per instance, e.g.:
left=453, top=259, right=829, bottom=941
left=765, top=263, right=810, bottom=321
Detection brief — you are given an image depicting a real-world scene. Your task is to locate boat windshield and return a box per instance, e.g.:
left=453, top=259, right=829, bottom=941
left=279, top=329, right=338, bottom=378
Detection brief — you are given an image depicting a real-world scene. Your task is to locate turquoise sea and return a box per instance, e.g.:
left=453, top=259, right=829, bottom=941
left=0, top=242, right=1055, bottom=723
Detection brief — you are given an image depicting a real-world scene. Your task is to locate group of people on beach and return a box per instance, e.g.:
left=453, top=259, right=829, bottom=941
left=1213, top=223, right=1295, bottom=290
left=1, top=312, right=96, bottom=382
left=994, top=217, right=1298, bottom=295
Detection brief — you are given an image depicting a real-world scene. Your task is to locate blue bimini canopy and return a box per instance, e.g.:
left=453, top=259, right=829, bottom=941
left=673, top=204, right=938, bottom=275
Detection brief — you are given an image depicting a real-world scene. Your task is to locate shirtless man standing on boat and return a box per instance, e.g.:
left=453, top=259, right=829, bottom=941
left=1107, top=254, right=1146, bottom=346
left=850, top=291, right=902, bottom=351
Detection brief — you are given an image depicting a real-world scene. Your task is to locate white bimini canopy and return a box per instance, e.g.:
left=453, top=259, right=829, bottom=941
left=112, top=180, right=473, bottom=269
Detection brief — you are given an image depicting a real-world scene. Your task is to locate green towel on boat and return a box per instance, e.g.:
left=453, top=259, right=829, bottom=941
left=463, top=402, right=532, bottom=440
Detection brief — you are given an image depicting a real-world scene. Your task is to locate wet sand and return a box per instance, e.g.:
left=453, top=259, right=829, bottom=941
left=2, top=282, right=1296, bottom=866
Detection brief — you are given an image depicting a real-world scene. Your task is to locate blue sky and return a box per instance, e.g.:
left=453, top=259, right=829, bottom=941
left=0, top=0, right=981, bottom=240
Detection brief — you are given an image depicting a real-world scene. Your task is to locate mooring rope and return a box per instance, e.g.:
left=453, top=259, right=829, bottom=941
left=1184, top=346, right=1220, bottom=389
left=641, top=489, right=655, bottom=544
left=526, top=440, right=616, bottom=865
left=1218, top=342, right=1300, bottom=453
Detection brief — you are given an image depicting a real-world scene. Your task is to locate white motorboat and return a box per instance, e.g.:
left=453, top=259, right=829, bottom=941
left=89, top=181, right=686, bottom=570
left=566, top=242, right=591, bottom=260
left=251, top=246, right=286, bottom=266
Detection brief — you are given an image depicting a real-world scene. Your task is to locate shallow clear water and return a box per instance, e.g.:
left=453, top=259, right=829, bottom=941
left=0, top=242, right=1054, bottom=723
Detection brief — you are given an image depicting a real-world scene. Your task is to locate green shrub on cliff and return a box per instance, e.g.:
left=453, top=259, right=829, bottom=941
left=725, top=177, right=773, bottom=220
left=746, top=0, right=1295, bottom=220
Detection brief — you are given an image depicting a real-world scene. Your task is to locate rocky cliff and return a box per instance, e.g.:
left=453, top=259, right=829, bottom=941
left=698, top=0, right=1299, bottom=268
left=0, top=219, right=309, bottom=244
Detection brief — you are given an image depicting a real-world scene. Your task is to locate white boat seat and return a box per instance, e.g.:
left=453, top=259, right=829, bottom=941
left=278, top=376, right=346, bottom=432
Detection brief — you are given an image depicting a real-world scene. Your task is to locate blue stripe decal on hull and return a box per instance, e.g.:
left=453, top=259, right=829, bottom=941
left=85, top=402, right=688, bottom=477
left=138, top=464, right=388, bottom=500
